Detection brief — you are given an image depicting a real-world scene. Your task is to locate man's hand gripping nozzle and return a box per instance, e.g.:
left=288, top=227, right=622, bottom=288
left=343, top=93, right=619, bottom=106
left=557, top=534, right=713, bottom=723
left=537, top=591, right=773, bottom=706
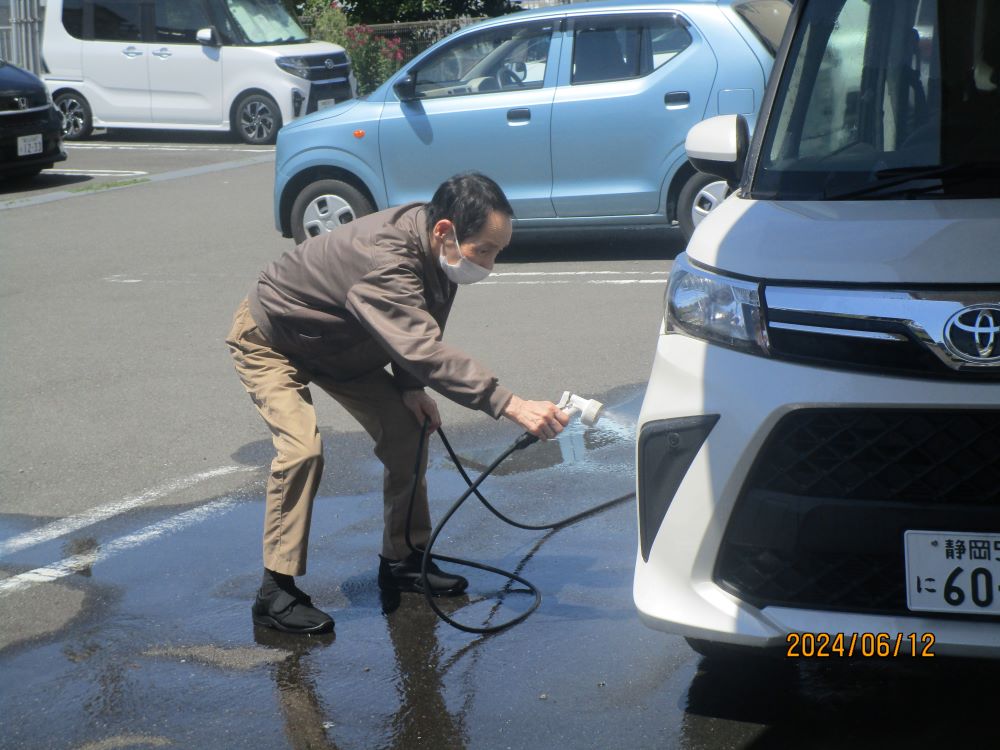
left=556, top=391, right=604, bottom=427
left=514, top=392, right=605, bottom=450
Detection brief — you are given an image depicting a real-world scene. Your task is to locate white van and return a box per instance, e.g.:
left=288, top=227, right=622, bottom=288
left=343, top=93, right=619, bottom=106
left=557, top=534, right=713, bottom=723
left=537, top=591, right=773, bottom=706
left=635, top=0, right=1000, bottom=660
left=41, top=0, right=355, bottom=144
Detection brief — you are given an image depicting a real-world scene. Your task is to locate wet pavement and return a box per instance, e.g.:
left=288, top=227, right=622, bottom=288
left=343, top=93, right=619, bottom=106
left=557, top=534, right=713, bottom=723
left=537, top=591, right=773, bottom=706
left=0, top=385, right=996, bottom=750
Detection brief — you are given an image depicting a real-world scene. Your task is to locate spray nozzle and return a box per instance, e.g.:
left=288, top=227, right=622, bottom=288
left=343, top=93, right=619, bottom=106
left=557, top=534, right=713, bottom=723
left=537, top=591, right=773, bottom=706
left=557, top=392, right=604, bottom=427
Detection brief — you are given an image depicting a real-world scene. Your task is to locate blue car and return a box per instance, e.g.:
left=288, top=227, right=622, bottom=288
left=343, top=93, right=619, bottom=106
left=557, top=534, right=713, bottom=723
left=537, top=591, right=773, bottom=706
left=274, top=0, right=790, bottom=244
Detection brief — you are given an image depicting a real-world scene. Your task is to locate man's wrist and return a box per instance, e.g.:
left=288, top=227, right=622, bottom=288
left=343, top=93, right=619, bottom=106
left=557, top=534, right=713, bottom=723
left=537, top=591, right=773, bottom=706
left=502, top=394, right=522, bottom=417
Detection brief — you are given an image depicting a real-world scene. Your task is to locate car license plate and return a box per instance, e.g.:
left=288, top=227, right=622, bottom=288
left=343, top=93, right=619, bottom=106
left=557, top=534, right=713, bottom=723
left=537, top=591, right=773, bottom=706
left=904, top=530, right=1000, bottom=615
left=17, top=133, right=43, bottom=157
left=317, top=98, right=337, bottom=109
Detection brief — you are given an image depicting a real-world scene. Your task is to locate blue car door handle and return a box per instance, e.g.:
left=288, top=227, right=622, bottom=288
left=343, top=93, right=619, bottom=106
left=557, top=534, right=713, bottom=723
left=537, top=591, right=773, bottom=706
left=664, top=91, right=690, bottom=109
left=507, top=108, right=531, bottom=124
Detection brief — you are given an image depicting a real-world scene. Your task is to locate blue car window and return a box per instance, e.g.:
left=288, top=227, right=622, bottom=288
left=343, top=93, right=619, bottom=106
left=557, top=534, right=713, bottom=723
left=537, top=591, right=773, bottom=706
left=650, top=17, right=692, bottom=69
left=572, top=14, right=692, bottom=85
left=573, top=25, right=638, bottom=84
left=413, top=21, right=554, bottom=99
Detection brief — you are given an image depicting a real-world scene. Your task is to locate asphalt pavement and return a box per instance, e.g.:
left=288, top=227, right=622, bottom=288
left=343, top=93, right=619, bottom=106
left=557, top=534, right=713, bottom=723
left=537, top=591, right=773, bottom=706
left=0, top=132, right=995, bottom=750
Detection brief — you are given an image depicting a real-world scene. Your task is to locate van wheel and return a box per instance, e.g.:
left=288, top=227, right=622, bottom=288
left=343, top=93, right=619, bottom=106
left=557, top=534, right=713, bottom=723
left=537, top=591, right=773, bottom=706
left=235, top=93, right=282, bottom=145
left=55, top=92, right=93, bottom=140
left=678, top=172, right=729, bottom=242
left=290, top=179, right=374, bottom=244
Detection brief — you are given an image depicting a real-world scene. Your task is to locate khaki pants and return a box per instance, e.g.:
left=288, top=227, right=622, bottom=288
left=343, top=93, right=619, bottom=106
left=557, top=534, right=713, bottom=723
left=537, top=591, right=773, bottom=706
left=226, top=298, right=430, bottom=576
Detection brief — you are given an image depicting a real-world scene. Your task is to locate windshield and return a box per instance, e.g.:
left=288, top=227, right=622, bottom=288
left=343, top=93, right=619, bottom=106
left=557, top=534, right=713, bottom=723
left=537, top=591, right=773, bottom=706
left=753, top=0, right=1000, bottom=200
left=224, top=0, right=308, bottom=45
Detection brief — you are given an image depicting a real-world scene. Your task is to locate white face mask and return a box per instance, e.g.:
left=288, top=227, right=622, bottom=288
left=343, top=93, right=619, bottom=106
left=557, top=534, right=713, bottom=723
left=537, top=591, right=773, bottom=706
left=438, top=228, right=491, bottom=285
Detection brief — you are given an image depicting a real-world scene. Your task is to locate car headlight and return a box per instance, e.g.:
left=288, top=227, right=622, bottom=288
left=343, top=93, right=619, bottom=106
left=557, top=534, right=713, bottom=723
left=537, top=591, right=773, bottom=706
left=276, top=56, right=310, bottom=79
left=665, top=253, right=770, bottom=354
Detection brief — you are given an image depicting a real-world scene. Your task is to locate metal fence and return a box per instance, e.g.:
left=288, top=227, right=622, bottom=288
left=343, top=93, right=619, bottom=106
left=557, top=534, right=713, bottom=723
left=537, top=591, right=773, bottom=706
left=0, top=25, right=12, bottom=61
left=365, top=17, right=483, bottom=65
left=2, top=0, right=43, bottom=73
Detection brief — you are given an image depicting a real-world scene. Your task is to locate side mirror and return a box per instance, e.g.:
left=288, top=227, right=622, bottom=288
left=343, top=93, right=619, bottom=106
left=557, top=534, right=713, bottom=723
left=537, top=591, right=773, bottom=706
left=685, top=114, right=750, bottom=189
left=393, top=72, right=418, bottom=102
left=196, top=27, right=219, bottom=47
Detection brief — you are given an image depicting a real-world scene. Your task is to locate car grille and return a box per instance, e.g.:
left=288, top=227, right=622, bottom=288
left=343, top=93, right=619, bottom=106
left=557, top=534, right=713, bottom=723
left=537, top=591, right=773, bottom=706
left=749, top=409, right=999, bottom=505
left=764, top=286, right=1000, bottom=382
left=0, top=107, right=53, bottom=127
left=715, top=409, right=1000, bottom=617
left=0, top=90, right=48, bottom=112
left=300, top=53, right=350, bottom=82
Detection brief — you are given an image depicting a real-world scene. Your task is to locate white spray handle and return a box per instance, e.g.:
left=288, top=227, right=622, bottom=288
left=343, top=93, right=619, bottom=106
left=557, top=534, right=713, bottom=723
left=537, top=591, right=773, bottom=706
left=557, top=392, right=604, bottom=427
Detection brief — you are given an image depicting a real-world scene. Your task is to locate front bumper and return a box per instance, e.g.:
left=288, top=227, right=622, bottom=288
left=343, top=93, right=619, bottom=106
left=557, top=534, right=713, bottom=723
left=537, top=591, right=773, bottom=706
left=0, top=106, right=66, bottom=176
left=633, top=334, right=1000, bottom=658
left=289, top=77, right=354, bottom=120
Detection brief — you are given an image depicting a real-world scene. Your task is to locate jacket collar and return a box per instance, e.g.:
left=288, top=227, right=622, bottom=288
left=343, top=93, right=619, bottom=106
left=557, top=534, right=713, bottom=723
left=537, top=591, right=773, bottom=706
left=414, top=204, right=454, bottom=306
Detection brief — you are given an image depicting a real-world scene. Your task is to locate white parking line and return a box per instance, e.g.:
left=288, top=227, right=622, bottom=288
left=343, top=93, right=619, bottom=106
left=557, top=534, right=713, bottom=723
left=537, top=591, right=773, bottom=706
left=0, top=466, right=254, bottom=558
left=491, top=270, right=665, bottom=277
left=479, top=270, right=668, bottom=285
left=66, top=143, right=274, bottom=153
left=0, top=496, right=242, bottom=595
left=480, top=279, right=667, bottom=285
left=46, top=168, right=148, bottom=177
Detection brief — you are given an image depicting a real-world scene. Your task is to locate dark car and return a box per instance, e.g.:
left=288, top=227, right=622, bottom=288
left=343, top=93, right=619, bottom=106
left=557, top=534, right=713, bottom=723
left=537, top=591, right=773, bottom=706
left=0, top=57, right=66, bottom=180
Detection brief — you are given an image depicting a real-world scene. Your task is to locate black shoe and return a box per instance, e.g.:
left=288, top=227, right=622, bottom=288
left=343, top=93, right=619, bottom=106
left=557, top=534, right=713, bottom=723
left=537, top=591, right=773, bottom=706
left=252, top=588, right=334, bottom=634
left=378, top=552, right=468, bottom=597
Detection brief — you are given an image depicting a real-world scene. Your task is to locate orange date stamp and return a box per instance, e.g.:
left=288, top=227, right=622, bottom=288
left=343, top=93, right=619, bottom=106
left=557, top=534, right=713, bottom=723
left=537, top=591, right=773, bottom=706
left=785, top=632, right=936, bottom=658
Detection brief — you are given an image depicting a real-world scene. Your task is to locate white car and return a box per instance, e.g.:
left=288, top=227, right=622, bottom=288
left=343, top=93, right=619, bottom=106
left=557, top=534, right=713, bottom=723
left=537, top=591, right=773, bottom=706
left=634, top=0, right=1000, bottom=660
left=41, top=0, right=355, bottom=144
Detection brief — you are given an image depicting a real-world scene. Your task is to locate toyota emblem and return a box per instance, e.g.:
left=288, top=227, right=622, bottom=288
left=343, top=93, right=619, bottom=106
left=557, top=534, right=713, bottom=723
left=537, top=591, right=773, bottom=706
left=944, top=304, right=1000, bottom=364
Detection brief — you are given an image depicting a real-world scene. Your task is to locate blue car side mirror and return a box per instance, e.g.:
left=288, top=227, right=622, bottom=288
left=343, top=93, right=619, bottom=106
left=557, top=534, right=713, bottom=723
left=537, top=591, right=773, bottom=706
left=393, top=73, right=418, bottom=102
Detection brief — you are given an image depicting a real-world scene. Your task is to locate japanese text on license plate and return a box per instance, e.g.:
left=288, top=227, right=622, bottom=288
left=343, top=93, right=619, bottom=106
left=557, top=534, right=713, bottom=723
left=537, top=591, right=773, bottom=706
left=904, top=531, right=1000, bottom=615
left=17, top=133, right=43, bottom=157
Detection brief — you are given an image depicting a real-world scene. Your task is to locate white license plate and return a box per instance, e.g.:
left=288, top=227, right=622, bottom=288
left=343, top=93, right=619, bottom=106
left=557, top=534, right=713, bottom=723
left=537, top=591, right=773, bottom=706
left=904, top=530, right=1000, bottom=615
left=317, top=98, right=337, bottom=109
left=17, top=133, right=43, bottom=157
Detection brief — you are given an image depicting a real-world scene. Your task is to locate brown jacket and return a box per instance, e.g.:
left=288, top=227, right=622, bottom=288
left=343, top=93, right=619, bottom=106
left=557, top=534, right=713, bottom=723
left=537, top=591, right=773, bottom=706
left=248, top=203, right=513, bottom=419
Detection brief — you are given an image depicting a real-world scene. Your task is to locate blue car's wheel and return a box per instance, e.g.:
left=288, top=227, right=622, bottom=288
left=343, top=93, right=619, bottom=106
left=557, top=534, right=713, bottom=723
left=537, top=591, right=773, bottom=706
left=290, top=179, right=374, bottom=244
left=679, top=171, right=729, bottom=242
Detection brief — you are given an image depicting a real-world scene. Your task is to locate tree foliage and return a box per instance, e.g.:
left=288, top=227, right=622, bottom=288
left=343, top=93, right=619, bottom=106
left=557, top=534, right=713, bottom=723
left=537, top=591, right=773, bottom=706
left=298, top=1, right=405, bottom=94
left=294, top=0, right=521, bottom=93
left=339, top=0, right=522, bottom=24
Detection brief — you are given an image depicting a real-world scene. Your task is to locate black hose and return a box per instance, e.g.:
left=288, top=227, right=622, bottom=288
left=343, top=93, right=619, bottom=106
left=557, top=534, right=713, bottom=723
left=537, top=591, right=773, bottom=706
left=403, top=420, right=635, bottom=635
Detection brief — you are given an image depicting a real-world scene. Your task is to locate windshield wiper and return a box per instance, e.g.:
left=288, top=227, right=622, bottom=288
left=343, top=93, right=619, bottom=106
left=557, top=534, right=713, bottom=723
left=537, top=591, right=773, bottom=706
left=826, top=161, right=1000, bottom=200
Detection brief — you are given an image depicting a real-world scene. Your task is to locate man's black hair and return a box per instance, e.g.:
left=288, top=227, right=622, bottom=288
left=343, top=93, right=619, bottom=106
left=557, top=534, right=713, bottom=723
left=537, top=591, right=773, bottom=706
left=426, top=172, right=514, bottom=242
